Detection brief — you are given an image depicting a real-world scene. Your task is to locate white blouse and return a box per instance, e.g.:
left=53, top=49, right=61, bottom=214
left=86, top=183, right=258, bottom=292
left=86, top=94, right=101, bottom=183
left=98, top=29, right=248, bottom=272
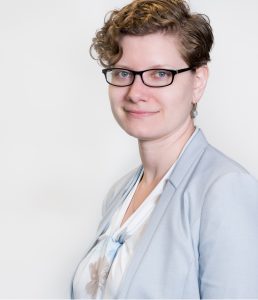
left=72, top=128, right=199, bottom=299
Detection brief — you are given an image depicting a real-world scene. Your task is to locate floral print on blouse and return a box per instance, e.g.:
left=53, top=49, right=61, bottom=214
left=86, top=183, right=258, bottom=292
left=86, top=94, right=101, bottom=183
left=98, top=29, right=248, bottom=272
left=85, top=256, right=109, bottom=298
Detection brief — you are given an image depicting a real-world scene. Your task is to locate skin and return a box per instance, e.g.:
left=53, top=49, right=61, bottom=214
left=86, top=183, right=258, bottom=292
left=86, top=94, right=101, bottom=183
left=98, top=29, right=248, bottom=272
left=108, top=32, right=208, bottom=225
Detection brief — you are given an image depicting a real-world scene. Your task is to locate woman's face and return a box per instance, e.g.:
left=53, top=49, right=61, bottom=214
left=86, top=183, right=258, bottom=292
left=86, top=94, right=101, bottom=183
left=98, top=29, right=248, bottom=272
left=108, top=32, right=206, bottom=142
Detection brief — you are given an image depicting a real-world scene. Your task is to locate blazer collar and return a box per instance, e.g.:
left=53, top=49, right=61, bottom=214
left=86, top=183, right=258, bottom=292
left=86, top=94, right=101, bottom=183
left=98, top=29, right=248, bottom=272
left=167, top=128, right=208, bottom=188
left=96, top=165, right=143, bottom=237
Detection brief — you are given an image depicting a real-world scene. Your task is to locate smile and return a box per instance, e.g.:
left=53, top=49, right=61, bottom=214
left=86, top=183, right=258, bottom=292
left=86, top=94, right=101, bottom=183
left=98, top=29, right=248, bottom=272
left=124, top=109, right=159, bottom=118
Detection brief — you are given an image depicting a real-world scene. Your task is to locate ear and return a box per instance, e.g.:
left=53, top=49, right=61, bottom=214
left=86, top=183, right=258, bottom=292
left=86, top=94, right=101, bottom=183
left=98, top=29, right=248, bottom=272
left=192, top=65, right=209, bottom=104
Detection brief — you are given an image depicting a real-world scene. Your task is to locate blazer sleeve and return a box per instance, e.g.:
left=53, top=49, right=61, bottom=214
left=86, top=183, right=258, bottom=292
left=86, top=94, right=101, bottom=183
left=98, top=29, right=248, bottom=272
left=199, top=172, right=258, bottom=298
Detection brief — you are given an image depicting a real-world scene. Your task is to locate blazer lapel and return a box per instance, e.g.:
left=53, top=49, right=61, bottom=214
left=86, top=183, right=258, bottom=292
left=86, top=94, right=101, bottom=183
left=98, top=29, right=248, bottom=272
left=96, top=165, right=144, bottom=237
left=116, top=129, right=209, bottom=298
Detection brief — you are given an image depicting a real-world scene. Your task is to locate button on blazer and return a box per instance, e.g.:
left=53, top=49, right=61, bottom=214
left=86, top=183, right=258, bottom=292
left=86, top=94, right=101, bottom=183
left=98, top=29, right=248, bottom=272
left=72, top=129, right=258, bottom=299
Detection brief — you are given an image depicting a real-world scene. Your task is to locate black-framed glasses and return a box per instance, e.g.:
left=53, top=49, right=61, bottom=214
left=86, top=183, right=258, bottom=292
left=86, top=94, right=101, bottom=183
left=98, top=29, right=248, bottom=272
left=102, top=67, right=193, bottom=88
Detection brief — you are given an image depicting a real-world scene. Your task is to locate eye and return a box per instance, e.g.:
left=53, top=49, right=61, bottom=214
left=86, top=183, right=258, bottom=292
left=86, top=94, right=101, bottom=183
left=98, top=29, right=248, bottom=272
left=120, top=70, right=130, bottom=78
left=113, top=69, right=131, bottom=79
left=154, top=70, right=172, bottom=79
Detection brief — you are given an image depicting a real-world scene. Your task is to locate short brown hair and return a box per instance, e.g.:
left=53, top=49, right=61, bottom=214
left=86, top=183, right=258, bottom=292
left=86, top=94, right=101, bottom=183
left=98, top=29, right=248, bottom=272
left=90, top=0, right=214, bottom=68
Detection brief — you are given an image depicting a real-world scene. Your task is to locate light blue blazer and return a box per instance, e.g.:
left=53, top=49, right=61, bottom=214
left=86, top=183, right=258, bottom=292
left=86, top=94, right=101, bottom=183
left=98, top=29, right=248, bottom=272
left=72, top=129, right=258, bottom=298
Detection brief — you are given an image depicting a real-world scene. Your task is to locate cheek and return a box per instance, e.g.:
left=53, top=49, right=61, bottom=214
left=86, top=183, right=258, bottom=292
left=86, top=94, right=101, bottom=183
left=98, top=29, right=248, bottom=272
left=159, top=87, right=194, bottom=120
left=161, top=87, right=192, bottom=108
left=108, top=87, right=127, bottom=121
left=172, top=80, right=194, bottom=107
left=108, top=87, right=125, bottom=108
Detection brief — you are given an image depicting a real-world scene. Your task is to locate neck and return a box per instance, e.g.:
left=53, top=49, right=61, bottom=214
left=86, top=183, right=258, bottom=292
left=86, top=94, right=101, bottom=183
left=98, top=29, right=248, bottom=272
left=138, top=120, right=195, bottom=185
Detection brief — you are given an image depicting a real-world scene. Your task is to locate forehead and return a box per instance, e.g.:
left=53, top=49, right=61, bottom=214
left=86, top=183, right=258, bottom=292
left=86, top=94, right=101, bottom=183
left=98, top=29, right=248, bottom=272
left=116, top=32, right=186, bottom=69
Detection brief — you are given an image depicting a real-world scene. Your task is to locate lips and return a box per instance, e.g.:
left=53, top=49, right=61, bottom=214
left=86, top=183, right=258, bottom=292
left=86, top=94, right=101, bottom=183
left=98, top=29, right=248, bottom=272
left=124, top=108, right=159, bottom=118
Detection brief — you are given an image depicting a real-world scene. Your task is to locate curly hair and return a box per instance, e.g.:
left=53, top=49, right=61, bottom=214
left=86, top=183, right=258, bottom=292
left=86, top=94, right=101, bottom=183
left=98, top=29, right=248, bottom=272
left=90, top=0, right=214, bottom=68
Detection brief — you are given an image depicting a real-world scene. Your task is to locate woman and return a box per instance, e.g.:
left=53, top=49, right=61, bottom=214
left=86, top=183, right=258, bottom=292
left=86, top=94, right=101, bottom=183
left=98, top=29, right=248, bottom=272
left=72, top=0, right=258, bottom=298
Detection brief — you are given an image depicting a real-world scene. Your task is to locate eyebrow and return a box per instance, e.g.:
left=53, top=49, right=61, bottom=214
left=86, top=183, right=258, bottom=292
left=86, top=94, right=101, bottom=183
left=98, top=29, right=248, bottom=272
left=114, top=64, right=177, bottom=70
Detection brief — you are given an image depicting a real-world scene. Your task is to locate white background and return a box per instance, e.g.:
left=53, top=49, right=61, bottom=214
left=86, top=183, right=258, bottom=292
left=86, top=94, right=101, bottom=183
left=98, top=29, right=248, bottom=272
left=0, top=0, right=257, bottom=298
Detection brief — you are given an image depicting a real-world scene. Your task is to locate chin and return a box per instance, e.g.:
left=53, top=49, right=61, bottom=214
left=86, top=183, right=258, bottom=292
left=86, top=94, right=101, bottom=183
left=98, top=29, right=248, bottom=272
left=121, top=126, right=161, bottom=141
left=115, top=116, right=166, bottom=140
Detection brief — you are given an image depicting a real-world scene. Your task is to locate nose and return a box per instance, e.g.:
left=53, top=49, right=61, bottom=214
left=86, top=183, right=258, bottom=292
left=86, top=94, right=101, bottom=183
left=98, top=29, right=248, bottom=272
left=126, top=74, right=149, bottom=103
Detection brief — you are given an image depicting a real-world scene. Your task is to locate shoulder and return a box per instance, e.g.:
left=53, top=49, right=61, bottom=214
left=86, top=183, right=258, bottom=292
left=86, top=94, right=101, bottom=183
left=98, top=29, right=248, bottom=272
left=197, top=145, right=258, bottom=250
left=187, top=140, right=256, bottom=198
left=199, top=143, right=249, bottom=179
left=184, top=138, right=258, bottom=223
left=202, top=143, right=258, bottom=204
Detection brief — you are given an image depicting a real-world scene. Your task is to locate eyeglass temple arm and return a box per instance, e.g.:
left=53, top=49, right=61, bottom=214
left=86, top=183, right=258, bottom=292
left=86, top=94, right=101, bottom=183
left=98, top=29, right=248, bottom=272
left=176, top=67, right=193, bottom=74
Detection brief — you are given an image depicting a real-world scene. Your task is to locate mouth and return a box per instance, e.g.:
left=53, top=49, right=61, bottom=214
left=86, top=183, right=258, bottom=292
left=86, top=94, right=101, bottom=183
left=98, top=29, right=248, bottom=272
left=124, top=108, right=159, bottom=118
